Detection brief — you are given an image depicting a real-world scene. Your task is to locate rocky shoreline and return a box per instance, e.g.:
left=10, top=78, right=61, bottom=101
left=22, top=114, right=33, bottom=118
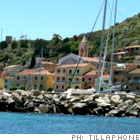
left=0, top=90, right=140, bottom=117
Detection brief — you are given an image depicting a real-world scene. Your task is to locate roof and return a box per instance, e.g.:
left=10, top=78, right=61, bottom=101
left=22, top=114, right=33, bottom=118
left=84, top=70, right=97, bottom=76
left=125, top=45, right=140, bottom=49
left=56, top=63, right=89, bottom=68
left=16, top=69, right=51, bottom=75
left=101, top=75, right=110, bottom=79
left=114, top=51, right=128, bottom=55
left=135, top=56, right=140, bottom=58
left=5, top=76, right=14, bottom=79
left=81, top=36, right=88, bottom=43
left=129, top=69, right=140, bottom=74
left=42, top=61, right=54, bottom=65
left=82, top=57, right=99, bottom=63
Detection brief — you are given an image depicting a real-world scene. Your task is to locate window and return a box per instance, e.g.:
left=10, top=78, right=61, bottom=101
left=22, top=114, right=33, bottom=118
left=34, top=85, right=37, bottom=88
left=77, top=69, right=80, bottom=73
left=137, top=86, right=139, bottom=90
left=57, top=69, right=60, bottom=73
left=24, top=76, right=26, bottom=79
left=5, top=79, right=7, bottom=82
left=62, top=86, right=64, bottom=89
left=88, top=78, right=91, bottom=81
left=69, top=78, right=72, bottom=81
left=63, top=69, right=66, bottom=73
left=136, top=48, right=139, bottom=50
left=4, top=86, right=7, bottom=89
left=35, top=76, right=37, bottom=80
left=75, top=86, right=79, bottom=89
left=17, top=76, right=19, bottom=80
left=16, top=83, right=19, bottom=87
left=76, top=78, right=79, bottom=81
left=57, top=77, right=60, bottom=81
left=62, top=77, right=65, bottom=81
left=128, top=77, right=131, bottom=80
left=41, top=76, right=43, bottom=80
left=69, top=69, right=72, bottom=74
left=40, top=84, right=43, bottom=88
left=82, top=78, right=85, bottom=81
left=56, top=86, right=59, bottom=89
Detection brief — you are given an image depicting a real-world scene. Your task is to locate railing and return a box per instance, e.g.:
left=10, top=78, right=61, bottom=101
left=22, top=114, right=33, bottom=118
left=129, top=80, right=140, bottom=83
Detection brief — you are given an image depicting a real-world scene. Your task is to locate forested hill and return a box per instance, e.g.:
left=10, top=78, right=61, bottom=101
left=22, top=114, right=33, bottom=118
left=0, top=13, right=140, bottom=69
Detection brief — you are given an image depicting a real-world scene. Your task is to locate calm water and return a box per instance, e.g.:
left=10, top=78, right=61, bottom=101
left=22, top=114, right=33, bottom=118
left=0, top=112, right=140, bottom=134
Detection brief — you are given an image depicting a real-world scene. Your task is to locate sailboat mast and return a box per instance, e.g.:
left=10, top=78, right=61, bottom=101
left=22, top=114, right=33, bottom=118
left=37, top=47, right=43, bottom=90
left=109, top=0, right=118, bottom=86
left=96, top=0, right=108, bottom=93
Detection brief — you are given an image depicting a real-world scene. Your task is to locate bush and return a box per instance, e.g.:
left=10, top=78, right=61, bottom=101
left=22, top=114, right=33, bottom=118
left=20, top=86, right=25, bottom=90
left=47, top=87, right=53, bottom=92
left=10, top=86, right=17, bottom=91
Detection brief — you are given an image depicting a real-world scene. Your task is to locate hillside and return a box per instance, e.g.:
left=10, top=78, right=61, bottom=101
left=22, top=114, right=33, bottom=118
left=0, top=13, right=140, bottom=69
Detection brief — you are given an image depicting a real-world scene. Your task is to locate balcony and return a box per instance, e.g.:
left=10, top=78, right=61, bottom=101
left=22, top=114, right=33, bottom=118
left=54, top=80, right=66, bottom=84
left=129, top=80, right=140, bottom=84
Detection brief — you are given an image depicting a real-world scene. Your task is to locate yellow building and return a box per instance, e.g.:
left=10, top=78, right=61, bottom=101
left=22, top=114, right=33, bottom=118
left=14, top=68, right=54, bottom=91
left=0, top=71, right=4, bottom=90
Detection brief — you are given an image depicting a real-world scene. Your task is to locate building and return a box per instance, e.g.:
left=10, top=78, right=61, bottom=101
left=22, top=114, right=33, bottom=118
left=125, top=45, right=140, bottom=56
left=53, top=65, right=67, bottom=92
left=113, top=63, right=136, bottom=86
left=4, top=76, right=14, bottom=90
left=78, top=36, right=88, bottom=57
left=82, top=69, right=97, bottom=89
left=134, top=56, right=140, bottom=64
left=42, top=61, right=56, bottom=73
left=0, top=71, right=4, bottom=90
left=114, top=45, right=140, bottom=60
left=54, top=63, right=96, bottom=92
left=127, top=69, right=140, bottom=92
left=6, top=36, right=12, bottom=43
left=14, top=68, right=54, bottom=91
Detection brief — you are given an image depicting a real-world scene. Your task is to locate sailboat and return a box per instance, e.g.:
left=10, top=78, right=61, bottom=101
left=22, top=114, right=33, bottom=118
left=95, top=0, right=119, bottom=93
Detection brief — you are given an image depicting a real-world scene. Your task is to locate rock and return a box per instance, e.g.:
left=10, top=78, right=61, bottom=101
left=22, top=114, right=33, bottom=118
left=37, top=94, right=44, bottom=100
left=7, top=97, right=14, bottom=104
left=126, top=95, right=135, bottom=100
left=95, top=95, right=111, bottom=107
left=31, top=90, right=40, bottom=96
left=106, top=109, right=124, bottom=117
left=111, top=95, right=120, bottom=104
left=69, top=97, right=81, bottom=102
left=73, top=103, right=87, bottom=108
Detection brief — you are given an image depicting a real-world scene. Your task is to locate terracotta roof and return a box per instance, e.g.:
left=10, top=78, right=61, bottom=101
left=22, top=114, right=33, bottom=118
left=85, top=70, right=97, bottom=76
left=16, top=69, right=51, bottom=75
left=101, top=75, right=110, bottom=79
left=56, top=63, right=89, bottom=68
left=129, top=69, right=140, bottom=74
left=114, top=51, right=128, bottom=55
left=42, top=61, right=54, bottom=65
left=135, top=56, right=140, bottom=58
left=125, top=45, right=140, bottom=49
left=5, top=76, right=14, bottom=79
left=82, top=57, right=99, bottom=62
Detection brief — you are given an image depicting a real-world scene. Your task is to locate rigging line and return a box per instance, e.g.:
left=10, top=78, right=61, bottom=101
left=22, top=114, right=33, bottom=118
left=99, top=0, right=115, bottom=90
left=109, top=0, right=118, bottom=86
left=96, top=0, right=108, bottom=93
left=68, top=0, right=105, bottom=88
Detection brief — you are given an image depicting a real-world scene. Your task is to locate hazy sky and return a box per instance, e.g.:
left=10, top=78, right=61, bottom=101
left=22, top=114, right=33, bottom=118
left=0, top=0, right=139, bottom=40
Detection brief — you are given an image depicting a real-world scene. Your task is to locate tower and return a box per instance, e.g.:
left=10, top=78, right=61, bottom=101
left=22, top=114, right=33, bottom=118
left=78, top=36, right=88, bottom=57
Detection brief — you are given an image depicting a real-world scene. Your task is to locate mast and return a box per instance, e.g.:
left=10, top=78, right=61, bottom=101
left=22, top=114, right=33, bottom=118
left=96, top=0, right=108, bottom=93
left=37, top=47, right=43, bottom=90
left=109, top=0, right=118, bottom=86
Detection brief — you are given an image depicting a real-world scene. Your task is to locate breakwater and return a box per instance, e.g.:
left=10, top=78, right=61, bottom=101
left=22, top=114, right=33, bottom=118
left=0, top=90, right=140, bottom=117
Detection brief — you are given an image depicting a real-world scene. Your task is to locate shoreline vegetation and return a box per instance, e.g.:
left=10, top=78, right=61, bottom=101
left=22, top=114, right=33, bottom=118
left=0, top=90, right=140, bottom=118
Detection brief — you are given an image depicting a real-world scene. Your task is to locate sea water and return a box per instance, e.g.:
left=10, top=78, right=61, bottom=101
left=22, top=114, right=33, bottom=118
left=0, top=112, right=140, bottom=134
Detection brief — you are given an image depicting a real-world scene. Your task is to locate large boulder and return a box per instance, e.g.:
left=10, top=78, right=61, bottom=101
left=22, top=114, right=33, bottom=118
left=111, top=95, right=120, bottom=104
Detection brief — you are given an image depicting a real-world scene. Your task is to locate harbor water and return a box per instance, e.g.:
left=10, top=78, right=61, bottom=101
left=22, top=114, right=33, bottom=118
left=0, top=112, right=140, bottom=134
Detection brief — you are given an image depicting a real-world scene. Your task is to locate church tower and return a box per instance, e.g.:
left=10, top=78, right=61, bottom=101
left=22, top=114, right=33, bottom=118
left=78, top=36, right=88, bottom=57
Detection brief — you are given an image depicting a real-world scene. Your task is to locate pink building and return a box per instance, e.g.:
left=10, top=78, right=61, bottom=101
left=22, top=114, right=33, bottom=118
left=82, top=70, right=97, bottom=89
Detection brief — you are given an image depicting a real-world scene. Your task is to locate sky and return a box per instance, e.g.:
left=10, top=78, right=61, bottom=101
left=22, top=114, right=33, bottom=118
left=0, top=0, right=139, bottom=40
